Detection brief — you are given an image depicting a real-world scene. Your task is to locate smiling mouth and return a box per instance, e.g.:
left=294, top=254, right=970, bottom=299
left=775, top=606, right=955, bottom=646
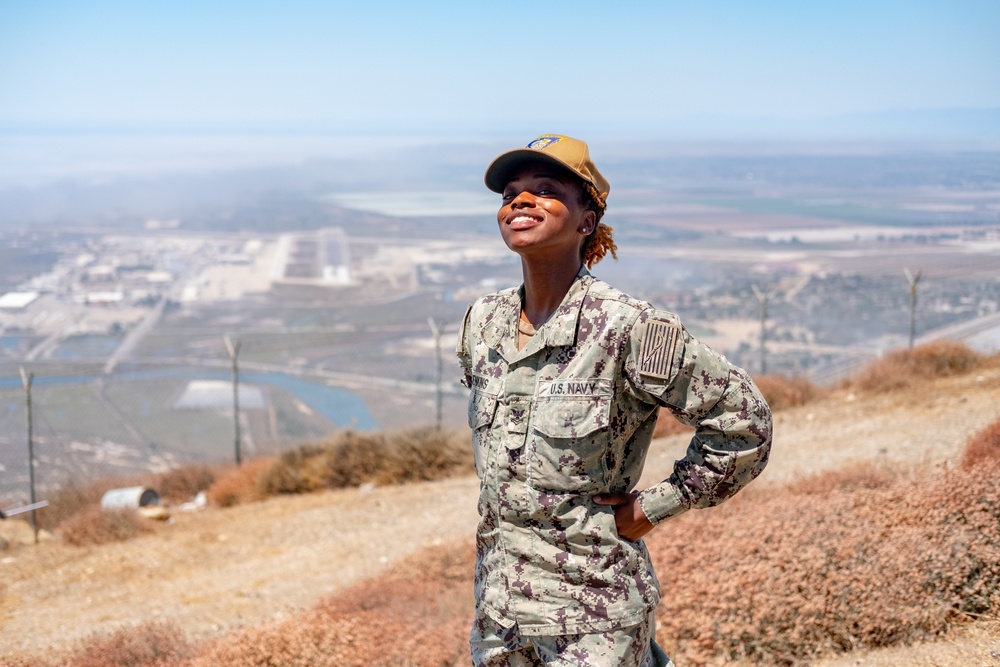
left=507, top=214, right=541, bottom=227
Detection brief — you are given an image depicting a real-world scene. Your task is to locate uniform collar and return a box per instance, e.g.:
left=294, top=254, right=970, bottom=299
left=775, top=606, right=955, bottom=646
left=482, top=266, right=593, bottom=359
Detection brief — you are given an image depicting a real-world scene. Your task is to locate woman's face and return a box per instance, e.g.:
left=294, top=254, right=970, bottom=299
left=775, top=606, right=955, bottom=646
left=497, top=162, right=595, bottom=261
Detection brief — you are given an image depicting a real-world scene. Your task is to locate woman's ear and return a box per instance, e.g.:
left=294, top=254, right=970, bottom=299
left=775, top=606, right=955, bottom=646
left=579, top=209, right=597, bottom=235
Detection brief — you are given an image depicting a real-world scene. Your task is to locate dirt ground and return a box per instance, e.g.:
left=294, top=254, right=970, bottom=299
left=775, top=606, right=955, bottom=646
left=2, top=365, right=999, bottom=663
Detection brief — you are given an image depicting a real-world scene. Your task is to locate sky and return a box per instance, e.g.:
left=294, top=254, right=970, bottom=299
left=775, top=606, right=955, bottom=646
left=1, top=0, right=998, bottom=138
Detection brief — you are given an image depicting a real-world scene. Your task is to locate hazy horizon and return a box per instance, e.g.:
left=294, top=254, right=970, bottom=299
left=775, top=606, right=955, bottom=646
left=3, top=2, right=997, bottom=141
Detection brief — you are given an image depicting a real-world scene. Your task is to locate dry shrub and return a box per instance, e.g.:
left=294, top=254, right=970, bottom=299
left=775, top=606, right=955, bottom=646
left=205, top=457, right=273, bottom=508
left=961, top=416, right=1000, bottom=469
left=258, top=444, right=330, bottom=495
left=375, top=427, right=474, bottom=485
left=257, top=433, right=384, bottom=495
left=193, top=542, right=474, bottom=667
left=190, top=463, right=998, bottom=667
left=784, top=461, right=899, bottom=496
left=58, top=506, right=155, bottom=546
left=320, top=430, right=386, bottom=488
left=752, top=373, right=822, bottom=411
left=189, top=457, right=994, bottom=665
left=38, top=466, right=216, bottom=534
left=37, top=481, right=105, bottom=532
left=65, top=621, right=192, bottom=667
left=647, top=460, right=1000, bottom=666
left=38, top=460, right=1000, bottom=667
left=0, top=657, right=49, bottom=667
left=150, top=464, right=218, bottom=505
left=849, top=340, right=984, bottom=394
left=258, top=428, right=473, bottom=496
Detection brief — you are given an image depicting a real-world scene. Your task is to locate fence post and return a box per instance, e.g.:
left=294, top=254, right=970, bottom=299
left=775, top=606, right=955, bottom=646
left=224, top=336, right=242, bottom=466
left=904, top=268, right=922, bottom=349
left=19, top=366, right=39, bottom=545
left=427, top=317, right=443, bottom=431
left=751, top=285, right=770, bottom=375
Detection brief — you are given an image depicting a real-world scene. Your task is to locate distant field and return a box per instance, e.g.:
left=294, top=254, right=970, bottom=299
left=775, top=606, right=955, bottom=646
left=695, top=196, right=953, bottom=227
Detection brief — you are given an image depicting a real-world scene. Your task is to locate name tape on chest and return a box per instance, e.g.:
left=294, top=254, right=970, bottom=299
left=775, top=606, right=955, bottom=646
left=469, top=373, right=492, bottom=391
left=639, top=320, right=680, bottom=380
left=537, top=378, right=611, bottom=397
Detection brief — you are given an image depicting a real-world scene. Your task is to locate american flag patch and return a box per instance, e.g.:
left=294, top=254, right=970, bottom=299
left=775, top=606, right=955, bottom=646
left=639, top=320, right=679, bottom=380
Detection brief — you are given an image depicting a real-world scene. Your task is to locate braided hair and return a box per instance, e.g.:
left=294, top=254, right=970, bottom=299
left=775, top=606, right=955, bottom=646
left=579, top=180, right=617, bottom=268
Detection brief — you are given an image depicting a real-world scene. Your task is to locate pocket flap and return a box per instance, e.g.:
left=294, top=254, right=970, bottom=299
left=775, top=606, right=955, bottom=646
left=468, top=389, right=498, bottom=430
left=532, top=396, right=610, bottom=439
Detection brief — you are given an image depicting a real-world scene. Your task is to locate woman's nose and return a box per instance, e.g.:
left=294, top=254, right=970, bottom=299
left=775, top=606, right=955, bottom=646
left=511, top=191, right=535, bottom=208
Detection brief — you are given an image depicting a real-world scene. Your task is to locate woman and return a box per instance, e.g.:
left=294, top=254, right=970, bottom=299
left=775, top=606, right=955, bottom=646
left=457, top=134, right=772, bottom=667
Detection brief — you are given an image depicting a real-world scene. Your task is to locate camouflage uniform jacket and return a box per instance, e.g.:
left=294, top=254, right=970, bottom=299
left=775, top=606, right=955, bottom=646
left=456, top=267, right=772, bottom=637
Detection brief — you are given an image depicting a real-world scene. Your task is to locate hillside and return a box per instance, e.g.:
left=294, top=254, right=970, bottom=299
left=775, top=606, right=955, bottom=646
left=2, top=356, right=999, bottom=664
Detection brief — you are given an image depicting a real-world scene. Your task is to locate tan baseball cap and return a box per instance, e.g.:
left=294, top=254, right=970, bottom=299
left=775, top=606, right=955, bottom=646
left=484, top=134, right=610, bottom=201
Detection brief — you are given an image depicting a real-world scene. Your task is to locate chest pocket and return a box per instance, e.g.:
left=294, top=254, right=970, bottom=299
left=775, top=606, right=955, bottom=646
left=468, top=380, right=499, bottom=477
left=528, top=378, right=612, bottom=492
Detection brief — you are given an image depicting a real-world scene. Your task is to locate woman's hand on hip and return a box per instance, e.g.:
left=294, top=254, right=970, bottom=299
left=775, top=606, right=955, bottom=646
left=594, top=492, right=654, bottom=541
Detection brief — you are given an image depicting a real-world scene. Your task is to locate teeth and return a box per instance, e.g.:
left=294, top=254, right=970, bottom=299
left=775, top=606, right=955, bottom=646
left=511, top=215, right=536, bottom=224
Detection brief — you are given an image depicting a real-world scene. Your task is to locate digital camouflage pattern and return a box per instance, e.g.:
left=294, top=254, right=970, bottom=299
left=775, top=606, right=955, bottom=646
left=471, top=605, right=674, bottom=667
left=457, top=267, right=772, bottom=637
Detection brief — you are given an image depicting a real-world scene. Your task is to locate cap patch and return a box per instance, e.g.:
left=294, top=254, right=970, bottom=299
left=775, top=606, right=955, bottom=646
left=639, top=320, right=679, bottom=380
left=527, top=135, right=563, bottom=151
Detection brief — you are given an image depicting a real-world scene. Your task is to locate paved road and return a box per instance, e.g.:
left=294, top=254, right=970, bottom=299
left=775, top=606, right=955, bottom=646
left=102, top=296, right=167, bottom=374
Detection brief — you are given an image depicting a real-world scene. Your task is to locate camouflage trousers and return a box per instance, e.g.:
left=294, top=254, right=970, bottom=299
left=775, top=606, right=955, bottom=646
left=470, top=607, right=674, bottom=667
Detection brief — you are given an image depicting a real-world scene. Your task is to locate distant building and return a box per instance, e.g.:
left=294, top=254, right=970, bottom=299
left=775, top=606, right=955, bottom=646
left=145, top=271, right=174, bottom=284
left=181, top=284, right=200, bottom=302
left=85, top=291, right=124, bottom=305
left=0, top=291, right=40, bottom=310
left=274, top=229, right=352, bottom=286
left=84, top=265, right=117, bottom=282
left=321, top=229, right=352, bottom=285
left=174, top=380, right=266, bottom=410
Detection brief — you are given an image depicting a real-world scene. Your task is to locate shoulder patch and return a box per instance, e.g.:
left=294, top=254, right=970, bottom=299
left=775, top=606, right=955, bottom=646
left=639, top=318, right=680, bottom=380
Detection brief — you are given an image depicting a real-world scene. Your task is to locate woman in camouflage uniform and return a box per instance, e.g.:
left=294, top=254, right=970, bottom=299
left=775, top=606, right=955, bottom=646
left=457, top=134, right=772, bottom=666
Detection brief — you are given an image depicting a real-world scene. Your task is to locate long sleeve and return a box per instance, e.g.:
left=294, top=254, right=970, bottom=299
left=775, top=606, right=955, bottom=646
left=623, top=309, right=773, bottom=525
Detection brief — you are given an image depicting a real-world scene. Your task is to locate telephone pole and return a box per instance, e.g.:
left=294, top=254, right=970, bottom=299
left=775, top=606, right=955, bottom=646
left=904, top=268, right=922, bottom=349
left=224, top=336, right=242, bottom=466
left=19, top=366, right=39, bottom=544
left=751, top=285, right=770, bottom=375
left=427, top=317, right=443, bottom=430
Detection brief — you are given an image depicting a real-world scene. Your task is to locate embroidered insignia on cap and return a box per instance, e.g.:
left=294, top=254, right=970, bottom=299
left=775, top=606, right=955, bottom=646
left=639, top=320, right=679, bottom=380
left=527, top=136, right=562, bottom=150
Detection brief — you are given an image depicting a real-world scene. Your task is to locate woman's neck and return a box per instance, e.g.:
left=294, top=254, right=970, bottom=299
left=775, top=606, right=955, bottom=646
left=519, top=257, right=582, bottom=327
